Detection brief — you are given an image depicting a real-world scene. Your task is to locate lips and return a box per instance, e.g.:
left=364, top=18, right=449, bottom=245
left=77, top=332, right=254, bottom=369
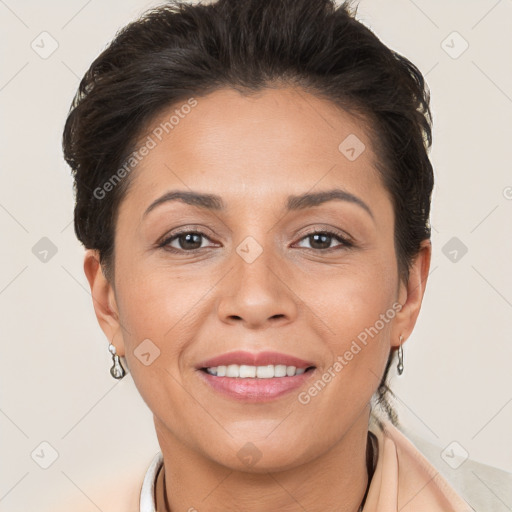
left=196, top=350, right=316, bottom=370
left=198, top=368, right=315, bottom=402
left=195, top=351, right=317, bottom=402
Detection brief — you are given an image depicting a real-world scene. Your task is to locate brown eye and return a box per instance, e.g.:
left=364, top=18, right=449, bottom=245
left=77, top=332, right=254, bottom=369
left=296, top=230, right=353, bottom=251
left=160, top=231, right=214, bottom=252
left=174, top=232, right=204, bottom=250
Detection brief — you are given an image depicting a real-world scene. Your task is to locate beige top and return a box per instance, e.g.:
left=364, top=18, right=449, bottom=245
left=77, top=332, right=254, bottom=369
left=362, top=417, right=473, bottom=511
left=57, top=417, right=479, bottom=511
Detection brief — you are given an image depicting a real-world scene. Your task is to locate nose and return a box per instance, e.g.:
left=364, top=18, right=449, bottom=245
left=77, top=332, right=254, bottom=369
left=216, top=241, right=298, bottom=329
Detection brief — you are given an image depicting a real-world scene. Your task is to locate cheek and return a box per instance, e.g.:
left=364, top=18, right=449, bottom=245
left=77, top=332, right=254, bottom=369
left=113, top=250, right=230, bottom=408
left=298, top=248, right=397, bottom=330
left=114, top=237, right=208, bottom=337
left=112, top=260, right=189, bottom=383
left=114, top=272, right=198, bottom=424
left=295, top=251, right=397, bottom=390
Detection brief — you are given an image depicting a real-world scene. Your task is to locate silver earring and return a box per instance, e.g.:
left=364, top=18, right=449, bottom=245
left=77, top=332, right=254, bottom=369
left=108, top=342, right=126, bottom=379
left=397, top=335, right=404, bottom=375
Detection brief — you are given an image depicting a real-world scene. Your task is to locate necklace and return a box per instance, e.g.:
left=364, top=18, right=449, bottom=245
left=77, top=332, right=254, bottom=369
left=359, top=430, right=378, bottom=511
left=151, top=430, right=378, bottom=512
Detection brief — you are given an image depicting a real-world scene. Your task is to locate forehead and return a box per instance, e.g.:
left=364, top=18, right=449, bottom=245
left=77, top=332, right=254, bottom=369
left=121, top=86, right=386, bottom=214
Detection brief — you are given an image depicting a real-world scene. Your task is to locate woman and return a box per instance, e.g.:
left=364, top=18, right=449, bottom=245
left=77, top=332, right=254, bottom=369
left=61, top=0, right=476, bottom=510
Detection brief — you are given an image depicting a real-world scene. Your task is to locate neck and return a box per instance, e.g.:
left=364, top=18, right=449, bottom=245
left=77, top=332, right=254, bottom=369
left=154, top=408, right=373, bottom=512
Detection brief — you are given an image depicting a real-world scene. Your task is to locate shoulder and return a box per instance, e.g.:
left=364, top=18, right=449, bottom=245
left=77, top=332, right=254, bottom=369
left=368, top=416, right=469, bottom=511
left=371, top=413, right=512, bottom=512
left=48, top=453, right=159, bottom=512
left=396, top=422, right=512, bottom=512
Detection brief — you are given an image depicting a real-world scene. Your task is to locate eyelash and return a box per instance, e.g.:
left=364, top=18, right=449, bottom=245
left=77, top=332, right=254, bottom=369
left=158, top=228, right=354, bottom=253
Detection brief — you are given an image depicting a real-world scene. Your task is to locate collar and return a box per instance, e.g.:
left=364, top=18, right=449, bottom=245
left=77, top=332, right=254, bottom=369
left=139, top=451, right=163, bottom=512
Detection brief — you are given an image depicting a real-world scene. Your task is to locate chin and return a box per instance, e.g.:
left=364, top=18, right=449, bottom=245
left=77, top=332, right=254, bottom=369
left=209, top=437, right=314, bottom=474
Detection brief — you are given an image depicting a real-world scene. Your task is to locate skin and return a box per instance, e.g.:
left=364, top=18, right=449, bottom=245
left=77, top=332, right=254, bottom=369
left=84, top=86, right=431, bottom=512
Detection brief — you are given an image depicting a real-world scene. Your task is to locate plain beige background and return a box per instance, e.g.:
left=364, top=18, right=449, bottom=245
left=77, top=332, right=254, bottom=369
left=1, top=0, right=511, bottom=511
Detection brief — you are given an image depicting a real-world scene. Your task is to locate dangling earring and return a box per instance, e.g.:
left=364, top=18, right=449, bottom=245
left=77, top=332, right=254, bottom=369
left=108, top=342, right=126, bottom=379
left=397, top=335, right=404, bottom=375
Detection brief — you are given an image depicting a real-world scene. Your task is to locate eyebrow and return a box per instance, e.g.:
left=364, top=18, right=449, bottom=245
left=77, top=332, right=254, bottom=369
left=143, top=188, right=374, bottom=220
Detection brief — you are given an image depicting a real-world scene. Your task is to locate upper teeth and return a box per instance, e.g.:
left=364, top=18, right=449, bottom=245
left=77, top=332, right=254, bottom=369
left=205, top=364, right=308, bottom=378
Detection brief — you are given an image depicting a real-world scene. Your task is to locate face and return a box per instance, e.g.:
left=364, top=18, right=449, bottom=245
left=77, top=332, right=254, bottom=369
left=85, top=86, right=430, bottom=472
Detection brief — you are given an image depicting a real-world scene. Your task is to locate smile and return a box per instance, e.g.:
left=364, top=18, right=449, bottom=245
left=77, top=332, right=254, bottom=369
left=197, top=366, right=317, bottom=403
left=202, top=364, right=314, bottom=378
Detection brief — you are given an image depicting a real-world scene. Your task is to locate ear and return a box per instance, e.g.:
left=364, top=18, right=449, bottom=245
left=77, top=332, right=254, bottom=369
left=391, top=239, right=432, bottom=348
left=83, top=249, right=125, bottom=357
